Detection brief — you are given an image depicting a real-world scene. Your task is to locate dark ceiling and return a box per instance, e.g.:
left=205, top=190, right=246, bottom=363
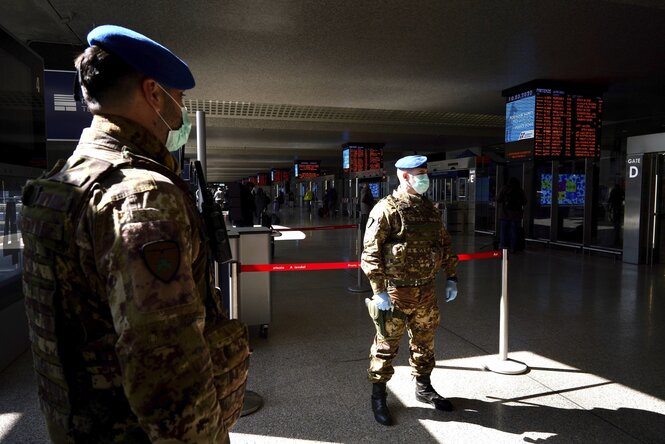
left=2, top=0, right=665, bottom=181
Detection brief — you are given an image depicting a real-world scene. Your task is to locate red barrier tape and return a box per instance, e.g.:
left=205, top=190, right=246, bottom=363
left=239, top=251, right=502, bottom=272
left=457, top=250, right=503, bottom=261
left=241, top=262, right=360, bottom=272
left=274, top=224, right=358, bottom=232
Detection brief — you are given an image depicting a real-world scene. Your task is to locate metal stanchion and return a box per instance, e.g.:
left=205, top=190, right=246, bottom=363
left=347, top=222, right=371, bottom=293
left=486, top=249, right=528, bottom=375
left=228, top=260, right=264, bottom=416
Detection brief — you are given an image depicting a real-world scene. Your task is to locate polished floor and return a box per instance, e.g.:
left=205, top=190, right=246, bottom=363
left=1, top=206, right=665, bottom=443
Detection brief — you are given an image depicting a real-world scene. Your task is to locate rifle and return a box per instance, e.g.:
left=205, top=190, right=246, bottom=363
left=192, top=160, right=233, bottom=263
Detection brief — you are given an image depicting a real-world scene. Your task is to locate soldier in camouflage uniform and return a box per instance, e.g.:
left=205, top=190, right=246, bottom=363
left=20, top=25, right=248, bottom=443
left=361, top=155, right=459, bottom=426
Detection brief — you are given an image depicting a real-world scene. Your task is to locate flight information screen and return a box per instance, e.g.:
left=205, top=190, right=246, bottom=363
left=256, top=173, right=269, bottom=186
left=504, top=85, right=602, bottom=160
left=271, top=169, right=290, bottom=183
left=342, top=144, right=384, bottom=172
left=295, top=160, right=320, bottom=179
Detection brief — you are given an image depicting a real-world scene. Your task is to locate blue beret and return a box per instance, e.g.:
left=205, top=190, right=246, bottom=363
left=395, top=155, right=428, bottom=169
left=87, top=25, right=195, bottom=90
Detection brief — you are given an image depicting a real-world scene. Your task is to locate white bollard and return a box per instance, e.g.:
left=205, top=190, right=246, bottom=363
left=486, top=249, right=528, bottom=375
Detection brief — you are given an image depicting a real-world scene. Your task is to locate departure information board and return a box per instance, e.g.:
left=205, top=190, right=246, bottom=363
left=271, top=169, right=290, bottom=183
left=256, top=173, right=269, bottom=186
left=295, top=160, right=320, bottom=179
left=504, top=83, right=602, bottom=160
left=342, top=143, right=384, bottom=172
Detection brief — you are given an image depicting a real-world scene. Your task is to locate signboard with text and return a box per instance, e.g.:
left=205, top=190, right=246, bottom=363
left=342, top=143, right=384, bottom=172
left=503, top=82, right=603, bottom=160
left=44, top=70, right=93, bottom=140
left=295, top=160, right=320, bottom=179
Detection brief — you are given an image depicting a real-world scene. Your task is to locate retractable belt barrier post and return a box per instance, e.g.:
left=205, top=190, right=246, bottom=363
left=240, top=225, right=528, bottom=375
left=485, top=249, right=528, bottom=375
left=348, top=222, right=371, bottom=293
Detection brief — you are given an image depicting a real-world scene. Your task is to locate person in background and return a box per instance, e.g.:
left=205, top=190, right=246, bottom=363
left=239, top=182, right=256, bottom=227
left=304, top=187, right=314, bottom=213
left=213, top=187, right=224, bottom=205
left=361, top=155, right=459, bottom=426
left=360, top=183, right=375, bottom=238
left=327, top=186, right=338, bottom=216
left=254, top=187, right=270, bottom=224
left=496, top=177, right=527, bottom=253
left=19, top=25, right=248, bottom=443
left=607, top=181, right=625, bottom=246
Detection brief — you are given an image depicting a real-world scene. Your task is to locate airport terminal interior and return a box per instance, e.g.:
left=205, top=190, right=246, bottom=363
left=2, top=1, right=665, bottom=443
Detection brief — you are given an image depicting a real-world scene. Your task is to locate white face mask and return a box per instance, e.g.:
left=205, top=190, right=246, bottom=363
left=154, top=85, right=192, bottom=152
left=409, top=173, right=430, bottom=194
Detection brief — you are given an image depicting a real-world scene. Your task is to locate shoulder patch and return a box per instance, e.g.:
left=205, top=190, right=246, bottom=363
left=141, top=240, right=180, bottom=283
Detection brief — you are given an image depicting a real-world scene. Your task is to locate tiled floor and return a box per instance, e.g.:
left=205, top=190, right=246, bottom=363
left=2, top=206, right=665, bottom=443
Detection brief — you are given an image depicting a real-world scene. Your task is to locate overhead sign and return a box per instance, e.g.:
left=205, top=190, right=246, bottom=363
left=44, top=70, right=93, bottom=140
left=503, top=82, right=603, bottom=160
left=342, top=143, right=384, bottom=172
left=295, top=160, right=320, bottom=179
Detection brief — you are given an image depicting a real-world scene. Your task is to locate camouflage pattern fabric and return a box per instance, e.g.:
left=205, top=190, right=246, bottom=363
left=361, top=187, right=457, bottom=383
left=368, top=283, right=440, bottom=383
left=361, top=188, right=457, bottom=295
left=21, top=114, right=247, bottom=443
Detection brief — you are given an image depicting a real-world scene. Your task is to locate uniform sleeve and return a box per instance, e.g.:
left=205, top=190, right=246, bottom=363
left=93, top=173, right=227, bottom=442
left=440, top=223, right=458, bottom=279
left=361, top=203, right=392, bottom=294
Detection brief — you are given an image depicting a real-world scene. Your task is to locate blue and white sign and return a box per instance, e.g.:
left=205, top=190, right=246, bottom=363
left=44, top=70, right=93, bottom=141
left=505, top=95, right=536, bottom=143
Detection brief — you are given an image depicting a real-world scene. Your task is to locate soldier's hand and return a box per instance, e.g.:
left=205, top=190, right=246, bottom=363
left=445, top=280, right=458, bottom=302
left=366, top=291, right=392, bottom=311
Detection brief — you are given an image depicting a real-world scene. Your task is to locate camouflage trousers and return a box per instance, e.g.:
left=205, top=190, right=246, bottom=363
left=367, top=282, right=440, bottom=383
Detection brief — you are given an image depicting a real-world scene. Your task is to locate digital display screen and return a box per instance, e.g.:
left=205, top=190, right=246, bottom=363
left=343, top=144, right=384, bottom=172
left=368, top=182, right=380, bottom=198
left=540, top=173, right=585, bottom=206
left=256, top=173, right=269, bottom=186
left=505, top=85, right=602, bottom=160
left=505, top=95, right=536, bottom=143
left=271, top=169, right=290, bottom=183
left=295, top=160, right=320, bottom=179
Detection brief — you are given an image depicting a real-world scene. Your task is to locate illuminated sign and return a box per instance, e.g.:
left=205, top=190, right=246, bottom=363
left=256, top=173, right=269, bottom=186
left=342, top=143, right=384, bottom=172
left=503, top=82, right=603, bottom=160
left=271, top=169, right=290, bottom=183
left=295, top=160, right=320, bottom=179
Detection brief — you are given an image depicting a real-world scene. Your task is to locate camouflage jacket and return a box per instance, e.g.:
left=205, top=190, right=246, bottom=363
left=361, top=187, right=457, bottom=294
left=21, top=115, right=234, bottom=443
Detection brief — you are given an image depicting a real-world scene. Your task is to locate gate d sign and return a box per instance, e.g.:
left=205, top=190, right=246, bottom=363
left=628, top=157, right=640, bottom=179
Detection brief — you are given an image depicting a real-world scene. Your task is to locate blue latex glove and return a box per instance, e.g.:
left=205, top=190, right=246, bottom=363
left=367, top=291, right=393, bottom=311
left=445, top=280, right=458, bottom=302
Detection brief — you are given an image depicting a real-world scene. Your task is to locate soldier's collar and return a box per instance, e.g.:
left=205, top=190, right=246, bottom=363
left=90, top=114, right=179, bottom=174
left=394, top=186, right=423, bottom=202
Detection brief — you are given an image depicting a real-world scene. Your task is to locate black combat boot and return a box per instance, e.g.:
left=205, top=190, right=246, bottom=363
left=415, top=375, right=454, bottom=411
left=371, top=382, right=393, bottom=425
